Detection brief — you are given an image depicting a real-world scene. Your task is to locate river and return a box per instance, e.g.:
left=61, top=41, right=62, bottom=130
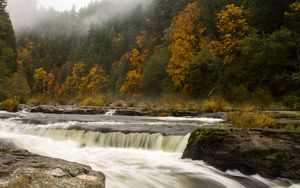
left=0, top=110, right=299, bottom=188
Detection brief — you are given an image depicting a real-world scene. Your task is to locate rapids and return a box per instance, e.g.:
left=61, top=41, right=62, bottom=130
left=0, top=110, right=299, bottom=188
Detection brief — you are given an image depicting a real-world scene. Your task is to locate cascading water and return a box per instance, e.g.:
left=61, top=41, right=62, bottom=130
left=0, top=111, right=299, bottom=188
left=105, top=109, right=116, bottom=116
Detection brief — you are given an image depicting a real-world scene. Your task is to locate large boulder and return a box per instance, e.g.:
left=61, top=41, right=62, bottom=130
left=0, top=139, right=105, bottom=188
left=182, top=128, right=300, bottom=180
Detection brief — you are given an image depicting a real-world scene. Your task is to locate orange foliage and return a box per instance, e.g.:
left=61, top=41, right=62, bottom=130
left=33, top=67, right=55, bottom=95
left=120, top=34, right=148, bottom=96
left=59, top=62, right=85, bottom=96
left=81, top=64, right=109, bottom=94
left=168, top=2, right=201, bottom=88
left=211, top=4, right=249, bottom=64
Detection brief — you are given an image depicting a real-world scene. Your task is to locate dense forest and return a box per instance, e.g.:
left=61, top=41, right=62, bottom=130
left=1, top=0, right=300, bottom=109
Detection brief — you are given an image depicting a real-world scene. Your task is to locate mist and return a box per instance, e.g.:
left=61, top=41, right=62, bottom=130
left=7, top=0, right=152, bottom=34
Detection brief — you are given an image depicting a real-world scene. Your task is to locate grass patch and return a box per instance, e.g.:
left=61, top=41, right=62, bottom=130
left=113, top=100, right=124, bottom=107
left=27, top=95, right=48, bottom=106
left=228, top=105, right=277, bottom=128
left=200, top=96, right=230, bottom=112
left=80, top=96, right=106, bottom=106
left=0, top=98, right=19, bottom=112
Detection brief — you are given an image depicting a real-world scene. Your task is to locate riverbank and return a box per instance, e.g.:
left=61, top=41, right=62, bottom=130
left=18, top=104, right=227, bottom=118
left=0, top=139, right=105, bottom=188
left=14, top=105, right=300, bottom=130
left=182, top=128, right=300, bottom=181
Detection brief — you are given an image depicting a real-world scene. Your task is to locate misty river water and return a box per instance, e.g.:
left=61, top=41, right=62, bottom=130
left=0, top=110, right=299, bottom=188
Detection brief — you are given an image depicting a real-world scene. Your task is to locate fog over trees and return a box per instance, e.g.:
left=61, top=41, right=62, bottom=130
left=0, top=0, right=299, bottom=109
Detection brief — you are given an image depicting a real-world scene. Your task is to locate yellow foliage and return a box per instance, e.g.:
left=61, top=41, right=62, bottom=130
left=80, top=95, right=106, bottom=106
left=168, top=2, right=203, bottom=88
left=228, top=106, right=277, bottom=128
left=81, top=64, right=109, bottom=94
left=120, top=35, right=148, bottom=96
left=18, top=40, right=34, bottom=64
left=212, top=4, right=249, bottom=64
left=0, top=98, right=19, bottom=112
left=59, top=62, right=85, bottom=96
left=33, top=68, right=55, bottom=95
left=119, top=69, right=142, bottom=96
left=201, top=96, right=230, bottom=112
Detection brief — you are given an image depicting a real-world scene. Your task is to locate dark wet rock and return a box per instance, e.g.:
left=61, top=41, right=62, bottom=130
left=182, top=128, right=300, bottom=180
left=20, top=105, right=230, bottom=119
left=24, top=105, right=107, bottom=115
left=114, top=109, right=146, bottom=116
left=0, top=139, right=105, bottom=188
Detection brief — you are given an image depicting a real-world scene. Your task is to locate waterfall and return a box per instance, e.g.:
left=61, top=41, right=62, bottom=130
left=105, top=109, right=116, bottom=116
left=25, top=129, right=190, bottom=153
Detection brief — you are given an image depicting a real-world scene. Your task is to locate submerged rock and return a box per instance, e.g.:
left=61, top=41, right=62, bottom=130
left=0, top=139, right=105, bottom=188
left=182, top=128, right=300, bottom=180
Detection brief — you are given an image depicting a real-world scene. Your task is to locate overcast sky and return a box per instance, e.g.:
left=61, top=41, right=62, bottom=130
left=37, top=0, right=95, bottom=11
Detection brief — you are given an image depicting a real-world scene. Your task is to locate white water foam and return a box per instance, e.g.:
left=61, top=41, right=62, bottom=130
left=0, top=112, right=299, bottom=188
left=105, top=109, right=116, bottom=116
left=0, top=131, right=281, bottom=188
left=151, top=116, right=224, bottom=123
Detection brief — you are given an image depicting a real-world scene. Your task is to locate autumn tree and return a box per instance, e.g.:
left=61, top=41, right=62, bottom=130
left=167, top=2, right=201, bottom=88
left=33, top=67, right=55, bottom=96
left=212, top=4, right=249, bottom=64
left=81, top=64, right=109, bottom=94
left=59, top=62, right=85, bottom=96
left=119, top=34, right=148, bottom=96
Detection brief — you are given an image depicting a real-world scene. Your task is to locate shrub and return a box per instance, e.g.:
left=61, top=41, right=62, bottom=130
left=282, top=95, right=300, bottom=109
left=113, top=100, right=124, bottom=107
left=0, top=98, right=19, bottom=112
left=283, top=123, right=295, bottom=130
left=228, top=105, right=277, bottom=128
left=27, top=95, right=48, bottom=106
left=80, top=96, right=105, bottom=106
left=201, top=96, right=230, bottom=112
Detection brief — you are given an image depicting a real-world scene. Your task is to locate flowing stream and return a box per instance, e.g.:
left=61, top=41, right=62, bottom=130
left=0, top=110, right=299, bottom=188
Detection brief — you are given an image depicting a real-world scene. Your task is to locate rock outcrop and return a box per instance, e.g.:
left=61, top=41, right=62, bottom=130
left=0, top=139, right=105, bottom=188
left=182, top=128, right=300, bottom=180
left=24, top=105, right=107, bottom=115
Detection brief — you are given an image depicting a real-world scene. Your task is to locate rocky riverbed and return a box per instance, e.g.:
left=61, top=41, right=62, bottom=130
left=182, top=128, right=300, bottom=180
left=0, top=139, right=105, bottom=188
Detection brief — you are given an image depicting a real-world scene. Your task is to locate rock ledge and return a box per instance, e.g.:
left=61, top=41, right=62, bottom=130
left=182, top=128, right=300, bottom=180
left=0, top=139, right=105, bottom=188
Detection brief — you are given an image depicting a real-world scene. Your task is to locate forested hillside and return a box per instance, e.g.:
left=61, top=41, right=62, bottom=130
left=3, top=0, right=300, bottom=108
left=0, top=0, right=17, bottom=101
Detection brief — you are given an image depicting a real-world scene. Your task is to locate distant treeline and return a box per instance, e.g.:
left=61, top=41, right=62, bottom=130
left=1, top=0, right=300, bottom=108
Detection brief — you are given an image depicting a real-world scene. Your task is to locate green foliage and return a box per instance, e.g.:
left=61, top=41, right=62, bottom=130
left=5, top=0, right=299, bottom=107
left=283, top=123, right=296, bottom=130
left=188, top=128, right=215, bottom=146
left=9, top=71, right=31, bottom=103
left=0, top=0, right=17, bottom=100
left=282, top=95, right=300, bottom=109
left=0, top=98, right=19, bottom=112
left=248, top=0, right=295, bottom=33
left=188, top=41, right=219, bottom=97
left=141, top=47, right=170, bottom=95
